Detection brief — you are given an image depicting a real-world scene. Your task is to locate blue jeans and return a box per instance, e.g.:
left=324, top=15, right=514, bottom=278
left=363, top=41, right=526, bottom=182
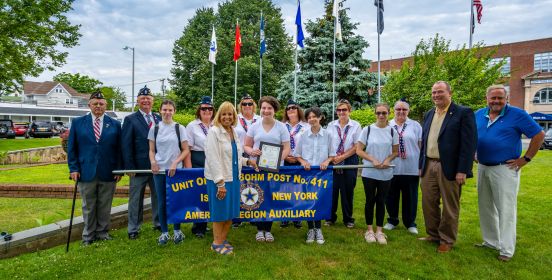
left=153, top=174, right=180, bottom=233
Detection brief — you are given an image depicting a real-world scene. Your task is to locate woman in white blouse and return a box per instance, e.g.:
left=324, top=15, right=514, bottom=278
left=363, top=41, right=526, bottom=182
left=235, top=93, right=261, bottom=145
left=296, top=107, right=335, bottom=244
left=356, top=103, right=399, bottom=245
left=244, top=96, right=291, bottom=243
left=383, top=100, right=422, bottom=235
left=184, top=96, right=214, bottom=238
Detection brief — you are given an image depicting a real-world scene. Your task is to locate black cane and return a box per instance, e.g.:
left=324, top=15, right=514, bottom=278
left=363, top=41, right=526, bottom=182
left=66, top=179, right=78, bottom=253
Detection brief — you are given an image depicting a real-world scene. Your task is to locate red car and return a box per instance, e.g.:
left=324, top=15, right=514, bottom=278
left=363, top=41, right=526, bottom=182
left=13, top=123, right=29, bottom=138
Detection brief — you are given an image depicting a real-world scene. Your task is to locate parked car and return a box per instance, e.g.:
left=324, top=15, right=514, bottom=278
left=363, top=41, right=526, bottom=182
left=51, top=121, right=66, bottom=136
left=13, top=123, right=30, bottom=138
left=542, top=129, right=552, bottom=150
left=28, top=121, right=54, bottom=138
left=0, top=120, right=16, bottom=139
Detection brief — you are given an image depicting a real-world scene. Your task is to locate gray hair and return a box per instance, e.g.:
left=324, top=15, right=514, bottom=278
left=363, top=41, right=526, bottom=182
left=486, top=84, right=509, bottom=97
left=394, top=100, right=410, bottom=110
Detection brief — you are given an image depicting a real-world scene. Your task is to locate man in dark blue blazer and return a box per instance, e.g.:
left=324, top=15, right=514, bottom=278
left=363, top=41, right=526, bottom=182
left=121, top=86, right=160, bottom=239
left=418, top=81, right=477, bottom=253
left=68, top=91, right=122, bottom=245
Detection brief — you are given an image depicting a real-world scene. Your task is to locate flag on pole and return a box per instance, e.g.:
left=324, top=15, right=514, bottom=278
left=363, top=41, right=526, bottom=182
left=295, top=0, right=305, bottom=48
left=474, top=0, right=483, bottom=23
left=333, top=0, right=342, bottom=41
left=374, top=0, right=384, bottom=34
left=233, top=21, right=241, bottom=61
left=209, top=26, right=217, bottom=64
left=260, top=14, right=266, bottom=58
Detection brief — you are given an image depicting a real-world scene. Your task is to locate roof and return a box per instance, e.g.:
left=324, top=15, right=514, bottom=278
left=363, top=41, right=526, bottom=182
left=0, top=106, right=117, bottom=118
left=23, top=81, right=89, bottom=98
left=521, top=71, right=552, bottom=80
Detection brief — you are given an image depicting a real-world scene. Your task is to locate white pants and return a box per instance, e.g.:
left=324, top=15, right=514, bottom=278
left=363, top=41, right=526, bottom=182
left=477, top=164, right=520, bottom=257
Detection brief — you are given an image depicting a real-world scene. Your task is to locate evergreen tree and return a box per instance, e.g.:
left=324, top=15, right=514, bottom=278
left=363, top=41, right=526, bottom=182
left=276, top=0, right=377, bottom=118
left=171, top=0, right=293, bottom=109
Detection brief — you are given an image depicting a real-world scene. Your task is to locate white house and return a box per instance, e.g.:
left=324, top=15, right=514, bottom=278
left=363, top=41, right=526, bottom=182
left=22, top=81, right=89, bottom=108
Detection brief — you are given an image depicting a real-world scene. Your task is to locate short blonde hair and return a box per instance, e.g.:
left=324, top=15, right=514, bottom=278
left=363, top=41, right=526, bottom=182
left=238, top=98, right=257, bottom=115
left=214, top=101, right=238, bottom=127
left=486, top=84, right=508, bottom=97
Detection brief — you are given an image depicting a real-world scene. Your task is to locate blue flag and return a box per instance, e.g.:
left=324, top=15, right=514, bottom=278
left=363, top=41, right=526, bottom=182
left=260, top=13, right=266, bottom=58
left=374, top=0, right=384, bottom=34
left=295, top=0, right=305, bottom=48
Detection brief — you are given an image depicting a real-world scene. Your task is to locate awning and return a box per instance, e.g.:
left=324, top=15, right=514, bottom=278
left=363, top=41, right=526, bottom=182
left=530, top=112, right=552, bottom=121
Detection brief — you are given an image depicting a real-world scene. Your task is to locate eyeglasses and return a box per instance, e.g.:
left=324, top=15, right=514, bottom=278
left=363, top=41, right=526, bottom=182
left=375, top=112, right=388, bottom=116
left=336, top=108, right=348, bottom=113
left=286, top=105, right=298, bottom=111
left=394, top=108, right=408, bottom=111
left=241, top=102, right=254, bottom=107
left=200, top=107, right=214, bottom=112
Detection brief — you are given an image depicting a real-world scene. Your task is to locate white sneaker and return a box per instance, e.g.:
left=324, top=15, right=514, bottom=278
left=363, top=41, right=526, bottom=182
left=255, top=231, right=265, bottom=242
left=383, top=223, right=396, bottom=230
left=407, top=227, right=419, bottom=235
left=364, top=231, right=376, bottom=243
left=315, top=228, right=325, bottom=245
left=375, top=232, right=387, bottom=245
left=264, top=231, right=275, bottom=242
left=306, top=229, right=315, bottom=243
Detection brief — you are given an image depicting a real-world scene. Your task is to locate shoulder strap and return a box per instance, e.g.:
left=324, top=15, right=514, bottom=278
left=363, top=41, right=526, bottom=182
left=154, top=124, right=159, bottom=154
left=365, top=125, right=371, bottom=145
left=175, top=123, right=182, bottom=152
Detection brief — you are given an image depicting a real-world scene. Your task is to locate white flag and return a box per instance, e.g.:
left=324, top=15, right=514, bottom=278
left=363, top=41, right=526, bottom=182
left=209, top=26, right=217, bottom=64
left=333, top=0, right=342, bottom=41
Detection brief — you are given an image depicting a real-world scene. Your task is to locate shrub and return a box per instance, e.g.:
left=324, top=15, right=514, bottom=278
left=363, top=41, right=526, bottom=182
left=173, top=113, right=196, bottom=126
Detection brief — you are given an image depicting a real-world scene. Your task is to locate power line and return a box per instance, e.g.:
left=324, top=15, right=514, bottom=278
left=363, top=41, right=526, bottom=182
left=111, top=78, right=166, bottom=88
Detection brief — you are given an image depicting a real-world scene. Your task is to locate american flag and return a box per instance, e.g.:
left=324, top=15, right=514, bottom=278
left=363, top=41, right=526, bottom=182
left=474, top=0, right=483, bottom=24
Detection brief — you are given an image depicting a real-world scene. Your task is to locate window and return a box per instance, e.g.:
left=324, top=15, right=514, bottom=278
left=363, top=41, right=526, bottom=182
left=534, top=52, right=552, bottom=72
left=488, top=57, right=510, bottom=75
left=533, top=88, right=552, bottom=104
left=65, top=98, right=74, bottom=104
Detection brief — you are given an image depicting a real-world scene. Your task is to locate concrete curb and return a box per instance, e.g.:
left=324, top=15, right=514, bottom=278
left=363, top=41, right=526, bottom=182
left=0, top=198, right=152, bottom=259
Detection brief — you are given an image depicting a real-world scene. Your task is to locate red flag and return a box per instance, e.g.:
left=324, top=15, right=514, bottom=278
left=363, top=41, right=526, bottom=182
left=233, top=22, right=241, bottom=61
left=474, top=0, right=483, bottom=24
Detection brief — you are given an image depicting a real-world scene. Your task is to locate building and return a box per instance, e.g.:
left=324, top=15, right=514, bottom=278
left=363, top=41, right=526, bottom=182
left=370, top=37, right=552, bottom=130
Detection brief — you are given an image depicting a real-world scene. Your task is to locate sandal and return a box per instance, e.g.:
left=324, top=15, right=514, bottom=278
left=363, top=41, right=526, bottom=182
left=223, top=240, right=234, bottom=250
left=211, top=243, right=233, bottom=255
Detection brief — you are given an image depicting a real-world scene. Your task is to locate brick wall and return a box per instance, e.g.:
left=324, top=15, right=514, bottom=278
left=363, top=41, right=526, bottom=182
left=0, top=184, right=150, bottom=198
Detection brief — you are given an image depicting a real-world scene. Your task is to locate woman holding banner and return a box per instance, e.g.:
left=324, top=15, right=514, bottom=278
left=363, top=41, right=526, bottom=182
left=295, top=107, right=335, bottom=244
left=184, top=96, right=215, bottom=238
left=205, top=101, right=258, bottom=255
left=326, top=99, right=362, bottom=228
left=356, top=103, right=398, bottom=245
left=148, top=100, right=190, bottom=245
left=281, top=99, right=309, bottom=229
left=244, top=96, right=291, bottom=243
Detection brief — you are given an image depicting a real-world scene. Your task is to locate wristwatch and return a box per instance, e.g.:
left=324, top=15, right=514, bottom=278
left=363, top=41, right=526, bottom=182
left=523, top=155, right=531, bottom=162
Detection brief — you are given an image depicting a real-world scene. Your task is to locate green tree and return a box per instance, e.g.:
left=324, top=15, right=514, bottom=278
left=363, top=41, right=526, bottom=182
left=0, top=0, right=81, bottom=95
left=276, top=0, right=377, bottom=118
left=170, top=0, right=293, bottom=109
left=382, top=34, right=505, bottom=121
left=53, top=72, right=103, bottom=93
left=100, top=86, right=127, bottom=111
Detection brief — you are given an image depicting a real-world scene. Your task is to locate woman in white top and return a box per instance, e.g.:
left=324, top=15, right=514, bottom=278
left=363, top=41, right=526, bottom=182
left=296, top=107, right=335, bottom=244
left=184, top=96, right=214, bottom=238
left=244, top=96, right=291, bottom=243
left=356, top=103, right=399, bottom=245
left=281, top=99, right=309, bottom=229
left=383, top=100, right=422, bottom=235
left=326, top=99, right=362, bottom=228
left=204, top=101, right=258, bottom=255
left=235, top=93, right=261, bottom=146
left=148, top=100, right=190, bottom=245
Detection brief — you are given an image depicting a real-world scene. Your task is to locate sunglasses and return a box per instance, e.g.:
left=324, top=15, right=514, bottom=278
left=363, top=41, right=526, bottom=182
left=286, top=105, right=298, bottom=111
left=336, top=108, right=349, bottom=113
left=200, top=107, right=214, bottom=112
left=376, top=111, right=388, bottom=116
left=241, top=102, right=254, bottom=107
left=395, top=108, right=408, bottom=111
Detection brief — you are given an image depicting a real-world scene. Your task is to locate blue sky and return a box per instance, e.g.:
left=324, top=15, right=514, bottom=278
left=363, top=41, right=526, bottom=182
left=35, top=0, right=552, bottom=102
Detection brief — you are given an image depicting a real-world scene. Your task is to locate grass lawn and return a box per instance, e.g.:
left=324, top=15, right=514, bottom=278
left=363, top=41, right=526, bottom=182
left=0, top=198, right=128, bottom=233
left=0, top=151, right=551, bottom=279
left=0, top=163, right=130, bottom=186
left=0, top=138, right=61, bottom=152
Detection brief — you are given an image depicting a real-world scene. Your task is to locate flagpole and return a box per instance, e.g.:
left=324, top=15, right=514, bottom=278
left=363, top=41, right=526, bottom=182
left=377, top=2, right=381, bottom=103
left=211, top=63, right=214, bottom=102
left=332, top=16, right=337, bottom=122
left=260, top=11, right=263, bottom=100
left=294, top=45, right=298, bottom=100
left=469, top=0, right=474, bottom=49
left=234, top=19, right=239, bottom=108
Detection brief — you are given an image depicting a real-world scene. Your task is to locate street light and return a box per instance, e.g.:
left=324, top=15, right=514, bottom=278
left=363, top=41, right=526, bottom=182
left=123, top=46, right=135, bottom=111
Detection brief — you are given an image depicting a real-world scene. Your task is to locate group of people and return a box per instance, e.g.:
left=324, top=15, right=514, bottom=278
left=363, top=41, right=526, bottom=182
left=67, top=81, right=544, bottom=261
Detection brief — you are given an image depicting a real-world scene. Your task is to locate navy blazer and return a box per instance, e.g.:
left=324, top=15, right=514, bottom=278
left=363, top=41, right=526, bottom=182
left=419, top=102, right=477, bottom=181
left=121, top=111, right=160, bottom=173
left=68, top=114, right=122, bottom=182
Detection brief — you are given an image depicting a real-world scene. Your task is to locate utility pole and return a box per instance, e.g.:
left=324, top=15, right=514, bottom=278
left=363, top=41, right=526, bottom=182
left=160, top=78, right=166, bottom=96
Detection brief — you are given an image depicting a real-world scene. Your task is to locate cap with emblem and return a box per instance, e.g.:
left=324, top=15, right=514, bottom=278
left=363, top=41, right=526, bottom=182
left=286, top=99, right=298, bottom=107
left=138, top=85, right=152, bottom=97
left=200, top=96, right=213, bottom=105
left=89, top=91, right=105, bottom=100
left=240, top=93, right=253, bottom=101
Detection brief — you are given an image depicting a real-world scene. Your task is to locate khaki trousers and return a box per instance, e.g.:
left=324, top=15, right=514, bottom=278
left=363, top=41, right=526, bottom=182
left=421, top=159, right=462, bottom=244
left=477, top=164, right=520, bottom=257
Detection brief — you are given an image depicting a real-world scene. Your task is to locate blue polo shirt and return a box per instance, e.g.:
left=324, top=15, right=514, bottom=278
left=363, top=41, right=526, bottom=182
left=475, top=105, right=542, bottom=165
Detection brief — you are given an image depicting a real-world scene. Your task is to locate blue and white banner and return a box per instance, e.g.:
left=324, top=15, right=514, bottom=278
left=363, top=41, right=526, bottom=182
left=166, top=166, right=333, bottom=223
